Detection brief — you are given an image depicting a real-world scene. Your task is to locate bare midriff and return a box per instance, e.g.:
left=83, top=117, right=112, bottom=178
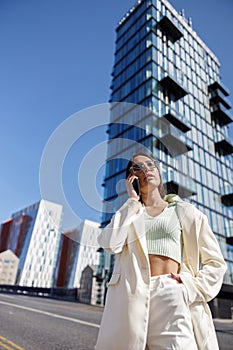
left=148, top=254, right=179, bottom=276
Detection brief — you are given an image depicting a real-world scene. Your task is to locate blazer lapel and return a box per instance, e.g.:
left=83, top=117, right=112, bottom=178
left=176, top=202, right=199, bottom=274
left=132, top=209, right=149, bottom=261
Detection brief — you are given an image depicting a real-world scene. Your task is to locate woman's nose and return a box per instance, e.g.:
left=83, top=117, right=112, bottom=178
left=143, top=164, right=150, bottom=172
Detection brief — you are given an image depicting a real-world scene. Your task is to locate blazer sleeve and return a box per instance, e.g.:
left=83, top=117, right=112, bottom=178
left=180, top=212, right=227, bottom=305
left=97, top=198, right=142, bottom=254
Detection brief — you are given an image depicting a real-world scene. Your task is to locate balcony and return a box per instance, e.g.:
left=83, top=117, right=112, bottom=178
left=164, top=171, right=197, bottom=198
left=160, top=105, right=191, bottom=132
left=208, top=80, right=230, bottom=97
left=157, top=15, right=183, bottom=42
left=215, top=134, right=233, bottom=156
left=211, top=103, right=233, bottom=126
left=153, top=119, right=193, bottom=156
left=210, top=89, right=232, bottom=110
left=226, top=236, right=233, bottom=245
left=221, top=185, right=233, bottom=207
left=225, top=223, right=233, bottom=245
left=159, top=70, right=188, bottom=101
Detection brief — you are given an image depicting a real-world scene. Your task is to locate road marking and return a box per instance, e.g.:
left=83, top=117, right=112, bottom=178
left=214, top=318, right=233, bottom=324
left=0, top=340, right=12, bottom=350
left=0, top=295, right=103, bottom=313
left=45, top=302, right=103, bottom=314
left=0, top=336, right=24, bottom=350
left=0, top=301, right=100, bottom=329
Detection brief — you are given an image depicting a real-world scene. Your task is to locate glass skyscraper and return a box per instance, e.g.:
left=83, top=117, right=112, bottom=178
left=100, top=0, right=233, bottom=302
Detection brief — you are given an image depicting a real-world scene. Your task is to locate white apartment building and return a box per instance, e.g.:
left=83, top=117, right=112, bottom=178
left=18, top=199, right=63, bottom=288
left=69, top=219, right=101, bottom=288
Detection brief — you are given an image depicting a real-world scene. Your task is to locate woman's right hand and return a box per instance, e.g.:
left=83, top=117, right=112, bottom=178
left=126, top=174, right=140, bottom=201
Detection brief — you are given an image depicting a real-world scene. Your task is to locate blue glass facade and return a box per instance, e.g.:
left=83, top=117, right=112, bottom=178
left=101, top=0, right=233, bottom=285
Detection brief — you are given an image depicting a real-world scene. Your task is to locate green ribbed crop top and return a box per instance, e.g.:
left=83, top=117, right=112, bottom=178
left=144, top=203, right=182, bottom=264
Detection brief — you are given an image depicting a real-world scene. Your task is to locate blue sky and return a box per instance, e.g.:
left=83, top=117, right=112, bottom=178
left=0, top=0, right=233, bottom=230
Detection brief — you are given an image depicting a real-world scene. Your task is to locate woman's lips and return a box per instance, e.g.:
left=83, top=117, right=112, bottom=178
left=144, top=174, right=154, bottom=180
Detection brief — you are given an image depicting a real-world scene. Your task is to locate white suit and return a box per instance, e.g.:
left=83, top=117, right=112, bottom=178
left=95, top=197, right=227, bottom=350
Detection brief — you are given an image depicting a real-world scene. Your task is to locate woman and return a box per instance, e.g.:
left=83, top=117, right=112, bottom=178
left=95, top=153, right=227, bottom=350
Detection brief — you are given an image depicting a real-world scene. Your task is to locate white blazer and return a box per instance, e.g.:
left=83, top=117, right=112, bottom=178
left=95, top=197, right=227, bottom=350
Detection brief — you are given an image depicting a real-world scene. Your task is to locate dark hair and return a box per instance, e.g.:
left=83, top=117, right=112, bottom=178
left=125, top=152, right=165, bottom=200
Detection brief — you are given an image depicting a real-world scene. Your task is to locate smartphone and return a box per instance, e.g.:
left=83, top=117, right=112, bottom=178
left=133, top=178, right=141, bottom=196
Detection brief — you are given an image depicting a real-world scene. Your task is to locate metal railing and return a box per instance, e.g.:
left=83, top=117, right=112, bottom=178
left=0, top=284, right=78, bottom=300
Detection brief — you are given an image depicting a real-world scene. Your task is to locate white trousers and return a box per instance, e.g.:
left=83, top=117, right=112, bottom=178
left=146, top=275, right=198, bottom=350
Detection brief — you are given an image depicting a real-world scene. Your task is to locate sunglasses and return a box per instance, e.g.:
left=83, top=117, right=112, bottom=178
left=130, top=160, right=159, bottom=174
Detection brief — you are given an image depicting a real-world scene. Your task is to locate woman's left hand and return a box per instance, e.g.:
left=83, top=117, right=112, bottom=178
left=170, top=272, right=182, bottom=283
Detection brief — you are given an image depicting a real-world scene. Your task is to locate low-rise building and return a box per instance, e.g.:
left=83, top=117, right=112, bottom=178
left=0, top=249, right=19, bottom=285
left=78, top=264, right=105, bottom=306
